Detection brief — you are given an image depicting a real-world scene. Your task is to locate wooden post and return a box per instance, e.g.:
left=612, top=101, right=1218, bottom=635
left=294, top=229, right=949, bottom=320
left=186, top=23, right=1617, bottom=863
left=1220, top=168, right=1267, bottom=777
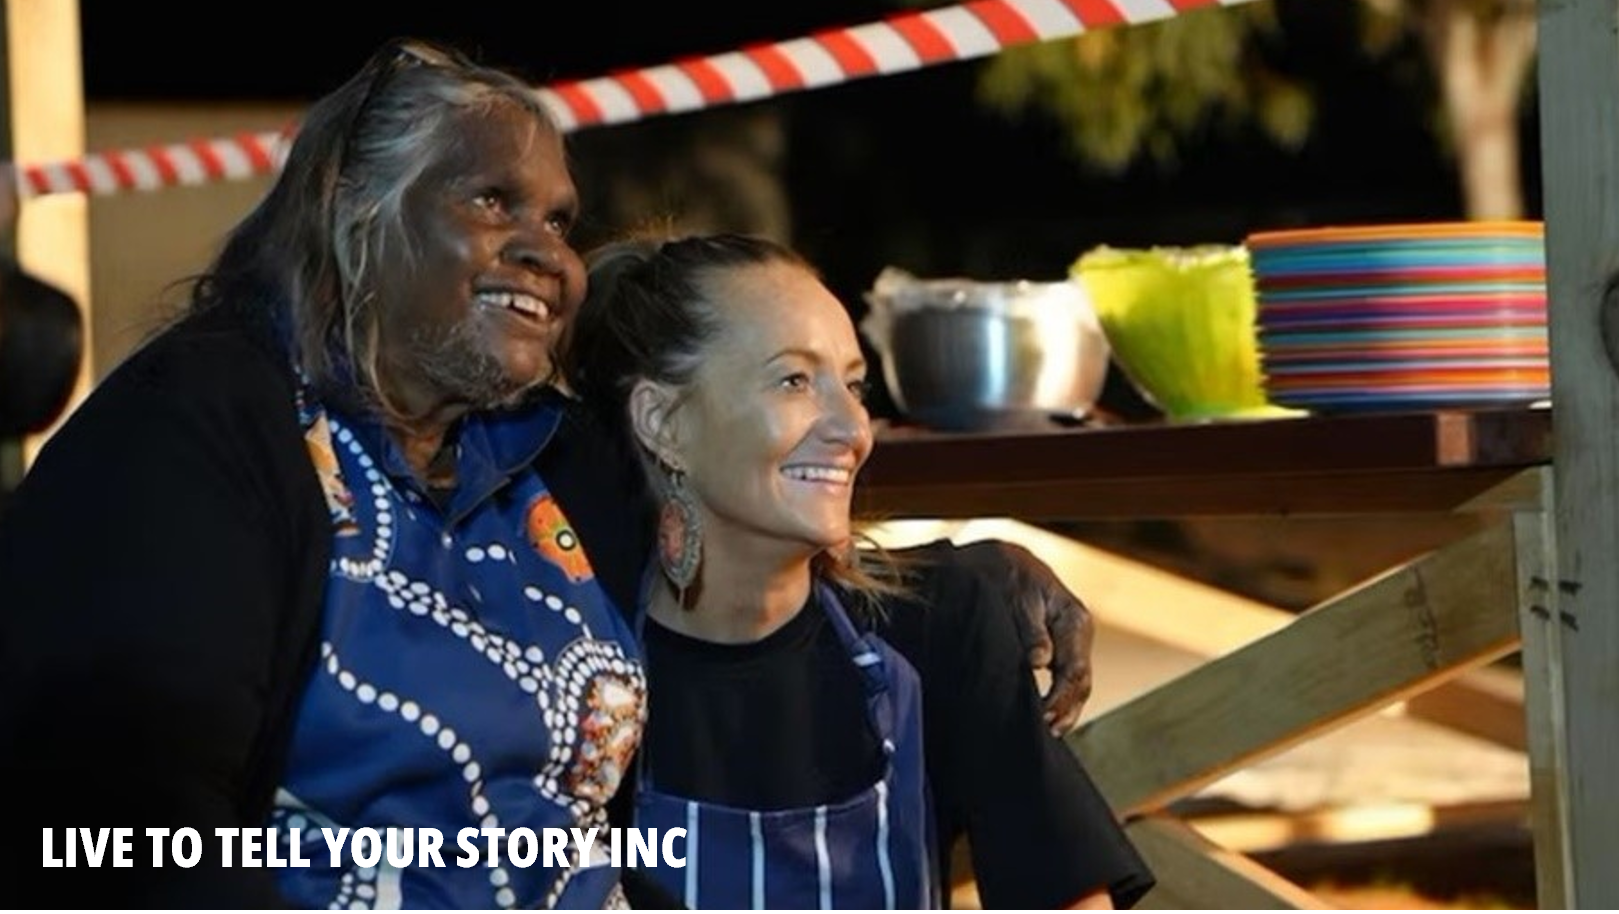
left=0, top=3, right=14, bottom=493
left=1514, top=466, right=1573, bottom=909
left=1536, top=0, right=1619, bottom=905
left=3, top=0, right=88, bottom=467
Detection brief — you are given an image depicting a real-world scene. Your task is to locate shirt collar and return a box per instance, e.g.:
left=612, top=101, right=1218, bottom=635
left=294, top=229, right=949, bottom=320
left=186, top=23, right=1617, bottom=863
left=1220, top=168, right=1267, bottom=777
left=326, top=389, right=568, bottom=523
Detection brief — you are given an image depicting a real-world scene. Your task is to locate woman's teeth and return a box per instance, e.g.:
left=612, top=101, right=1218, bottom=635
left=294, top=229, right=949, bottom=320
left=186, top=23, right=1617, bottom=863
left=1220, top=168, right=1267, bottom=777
left=783, top=465, right=852, bottom=484
left=478, top=290, right=550, bottom=321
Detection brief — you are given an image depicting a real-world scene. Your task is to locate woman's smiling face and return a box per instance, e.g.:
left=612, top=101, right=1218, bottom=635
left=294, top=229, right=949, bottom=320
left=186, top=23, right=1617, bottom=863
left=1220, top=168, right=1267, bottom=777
left=669, top=260, right=874, bottom=561
left=376, top=102, right=586, bottom=418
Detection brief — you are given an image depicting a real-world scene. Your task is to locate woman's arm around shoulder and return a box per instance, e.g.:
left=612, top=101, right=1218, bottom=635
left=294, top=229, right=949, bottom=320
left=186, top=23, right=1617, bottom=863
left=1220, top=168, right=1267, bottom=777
left=889, top=537, right=1096, bottom=733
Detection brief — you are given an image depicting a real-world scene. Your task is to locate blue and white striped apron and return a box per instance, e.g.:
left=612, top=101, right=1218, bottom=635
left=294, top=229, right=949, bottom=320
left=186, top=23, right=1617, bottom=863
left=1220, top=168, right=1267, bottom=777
left=633, top=582, right=938, bottom=910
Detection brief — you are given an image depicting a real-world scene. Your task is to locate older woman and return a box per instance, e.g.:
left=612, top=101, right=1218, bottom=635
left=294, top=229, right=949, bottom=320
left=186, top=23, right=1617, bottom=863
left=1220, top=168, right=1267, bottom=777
left=0, top=38, right=1095, bottom=909
left=565, top=233, right=1154, bottom=910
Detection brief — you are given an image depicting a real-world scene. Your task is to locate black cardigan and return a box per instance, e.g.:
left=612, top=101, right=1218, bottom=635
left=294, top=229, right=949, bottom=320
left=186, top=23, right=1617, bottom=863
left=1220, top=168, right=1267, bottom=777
left=0, top=303, right=655, bottom=908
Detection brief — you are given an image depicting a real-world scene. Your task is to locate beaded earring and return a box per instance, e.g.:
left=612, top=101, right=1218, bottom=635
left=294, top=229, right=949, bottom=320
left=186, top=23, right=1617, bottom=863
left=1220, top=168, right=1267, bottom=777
left=657, top=467, right=702, bottom=602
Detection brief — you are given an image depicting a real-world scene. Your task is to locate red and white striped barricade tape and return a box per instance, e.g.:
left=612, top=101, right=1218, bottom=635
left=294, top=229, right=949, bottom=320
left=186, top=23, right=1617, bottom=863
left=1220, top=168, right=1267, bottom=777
left=19, top=130, right=292, bottom=199
left=14, top=0, right=1257, bottom=199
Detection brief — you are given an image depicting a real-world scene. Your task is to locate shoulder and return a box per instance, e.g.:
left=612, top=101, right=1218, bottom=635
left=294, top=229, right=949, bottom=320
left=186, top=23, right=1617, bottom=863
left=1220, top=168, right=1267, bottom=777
left=885, top=538, right=1004, bottom=599
left=541, top=397, right=638, bottom=478
left=538, top=397, right=654, bottom=617
left=11, top=303, right=318, bottom=531
left=540, top=396, right=652, bottom=527
left=859, top=539, right=1017, bottom=675
left=889, top=539, right=1007, bottom=634
left=113, top=305, right=296, bottom=409
left=41, top=303, right=301, bottom=466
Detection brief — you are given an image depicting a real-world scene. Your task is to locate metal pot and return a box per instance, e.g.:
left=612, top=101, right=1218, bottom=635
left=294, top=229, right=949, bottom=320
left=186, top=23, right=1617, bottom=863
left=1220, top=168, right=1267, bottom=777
left=862, top=268, right=1110, bottom=431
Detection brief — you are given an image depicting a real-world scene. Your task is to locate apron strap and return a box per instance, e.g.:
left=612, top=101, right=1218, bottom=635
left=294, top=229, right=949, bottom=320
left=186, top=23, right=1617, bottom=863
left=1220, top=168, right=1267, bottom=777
left=634, top=571, right=905, bottom=791
left=815, top=582, right=899, bottom=757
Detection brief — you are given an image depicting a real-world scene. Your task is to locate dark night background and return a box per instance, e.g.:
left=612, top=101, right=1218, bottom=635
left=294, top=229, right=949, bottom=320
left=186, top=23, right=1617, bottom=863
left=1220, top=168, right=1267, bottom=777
left=75, top=0, right=1543, bottom=420
left=38, top=11, right=1545, bottom=903
left=79, top=0, right=1538, bottom=250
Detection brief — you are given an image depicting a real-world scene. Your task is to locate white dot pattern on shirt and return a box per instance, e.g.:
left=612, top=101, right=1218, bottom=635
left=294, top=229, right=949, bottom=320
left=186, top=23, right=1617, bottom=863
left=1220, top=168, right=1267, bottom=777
left=317, top=641, right=516, bottom=907
left=327, top=864, right=375, bottom=910
left=295, top=416, right=642, bottom=909
left=373, top=570, right=549, bottom=689
left=329, top=426, right=392, bottom=580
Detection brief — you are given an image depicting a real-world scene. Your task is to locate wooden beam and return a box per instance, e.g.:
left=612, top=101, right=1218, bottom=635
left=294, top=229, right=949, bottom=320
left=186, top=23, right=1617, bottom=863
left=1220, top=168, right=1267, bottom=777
left=1127, top=816, right=1327, bottom=910
left=1062, top=521, right=1526, bottom=751
left=1456, top=466, right=1546, bottom=514
left=1186, top=798, right=1529, bottom=855
left=1072, top=523, right=1522, bottom=816
left=1536, top=0, right=1619, bottom=905
left=1401, top=661, right=1525, bottom=752
left=868, top=517, right=1295, bottom=654
left=867, top=517, right=1529, bottom=748
left=1065, top=526, right=1528, bottom=750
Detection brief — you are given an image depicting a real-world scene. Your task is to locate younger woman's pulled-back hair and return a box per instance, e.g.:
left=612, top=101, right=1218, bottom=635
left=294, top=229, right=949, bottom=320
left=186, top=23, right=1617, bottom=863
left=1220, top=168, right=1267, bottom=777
left=563, top=232, right=805, bottom=444
left=563, top=231, right=909, bottom=612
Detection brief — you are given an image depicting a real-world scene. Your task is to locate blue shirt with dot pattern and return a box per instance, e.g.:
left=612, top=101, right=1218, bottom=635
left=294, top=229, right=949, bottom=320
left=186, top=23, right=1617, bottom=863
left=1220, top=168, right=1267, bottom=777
left=270, top=396, right=647, bottom=910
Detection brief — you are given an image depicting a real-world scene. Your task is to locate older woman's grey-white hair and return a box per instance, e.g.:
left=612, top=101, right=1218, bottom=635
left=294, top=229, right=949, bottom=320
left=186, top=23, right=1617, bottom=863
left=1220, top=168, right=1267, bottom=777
left=190, top=38, right=562, bottom=421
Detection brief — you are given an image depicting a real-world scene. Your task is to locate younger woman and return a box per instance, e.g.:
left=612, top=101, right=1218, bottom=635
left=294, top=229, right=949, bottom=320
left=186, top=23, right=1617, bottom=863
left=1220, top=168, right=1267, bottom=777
left=565, top=233, right=1154, bottom=909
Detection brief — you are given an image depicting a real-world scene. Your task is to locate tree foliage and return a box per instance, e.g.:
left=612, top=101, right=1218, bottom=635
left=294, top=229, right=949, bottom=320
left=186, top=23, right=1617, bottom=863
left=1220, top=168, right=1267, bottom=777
left=972, top=3, right=1312, bottom=172
left=929, top=0, right=1539, bottom=216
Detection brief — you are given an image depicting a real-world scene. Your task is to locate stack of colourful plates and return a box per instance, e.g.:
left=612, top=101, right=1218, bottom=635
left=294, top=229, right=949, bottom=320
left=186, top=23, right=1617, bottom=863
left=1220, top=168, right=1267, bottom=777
left=1245, top=221, right=1548, bottom=412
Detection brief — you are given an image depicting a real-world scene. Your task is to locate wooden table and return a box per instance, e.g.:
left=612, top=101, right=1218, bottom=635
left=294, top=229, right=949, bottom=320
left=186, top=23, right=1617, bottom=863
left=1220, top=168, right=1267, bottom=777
left=856, top=406, right=1560, bottom=908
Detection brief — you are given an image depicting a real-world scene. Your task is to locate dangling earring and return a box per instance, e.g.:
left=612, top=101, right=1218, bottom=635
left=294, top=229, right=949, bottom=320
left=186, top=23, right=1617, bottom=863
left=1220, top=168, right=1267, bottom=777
left=658, top=467, right=702, bottom=602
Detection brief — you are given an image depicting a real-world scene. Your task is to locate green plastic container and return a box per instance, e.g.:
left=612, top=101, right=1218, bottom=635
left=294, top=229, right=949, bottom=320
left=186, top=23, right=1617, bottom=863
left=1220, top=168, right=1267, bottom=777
left=1072, top=244, right=1297, bottom=422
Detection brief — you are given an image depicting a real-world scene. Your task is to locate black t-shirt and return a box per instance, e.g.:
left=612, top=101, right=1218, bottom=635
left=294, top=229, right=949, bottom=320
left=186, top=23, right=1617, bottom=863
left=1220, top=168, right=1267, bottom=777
left=641, top=599, right=884, bottom=809
left=636, top=545, right=1155, bottom=910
